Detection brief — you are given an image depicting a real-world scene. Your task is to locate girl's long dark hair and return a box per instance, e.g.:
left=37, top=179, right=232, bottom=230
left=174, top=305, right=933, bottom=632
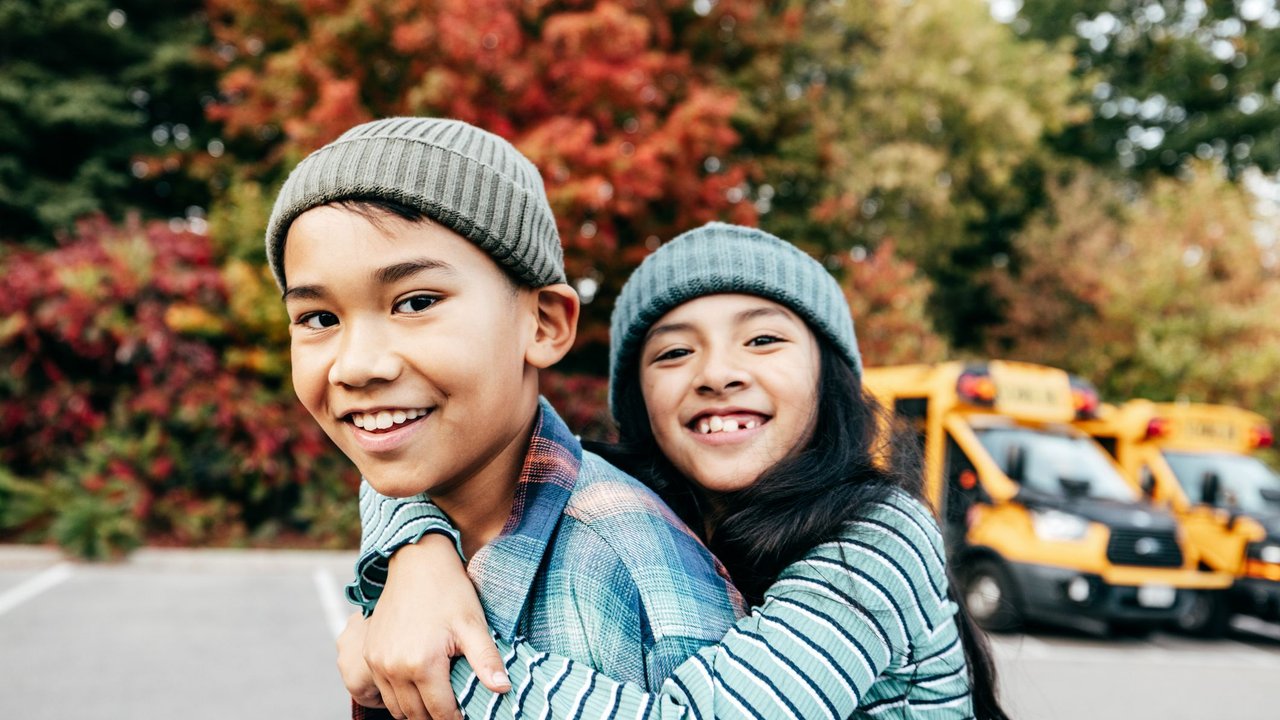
left=587, top=340, right=1008, bottom=720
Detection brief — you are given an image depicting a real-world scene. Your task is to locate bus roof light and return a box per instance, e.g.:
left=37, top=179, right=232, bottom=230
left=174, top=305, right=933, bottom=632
left=1145, top=417, right=1172, bottom=440
left=1251, top=425, right=1275, bottom=449
left=956, top=371, right=997, bottom=406
left=1068, top=376, right=1100, bottom=419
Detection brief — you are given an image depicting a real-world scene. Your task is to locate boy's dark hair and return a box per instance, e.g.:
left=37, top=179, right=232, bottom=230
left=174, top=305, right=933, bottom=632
left=589, top=339, right=1009, bottom=720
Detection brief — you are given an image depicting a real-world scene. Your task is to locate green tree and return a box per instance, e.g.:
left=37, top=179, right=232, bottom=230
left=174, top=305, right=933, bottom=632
left=1009, top=0, right=1280, bottom=176
left=722, top=0, right=1085, bottom=345
left=985, top=162, right=1280, bottom=413
left=0, top=0, right=217, bottom=244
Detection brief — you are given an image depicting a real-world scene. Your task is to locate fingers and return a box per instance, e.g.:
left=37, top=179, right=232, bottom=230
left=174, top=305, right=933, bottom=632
left=456, top=618, right=510, bottom=694
left=338, top=613, right=385, bottom=709
left=416, top=654, right=463, bottom=720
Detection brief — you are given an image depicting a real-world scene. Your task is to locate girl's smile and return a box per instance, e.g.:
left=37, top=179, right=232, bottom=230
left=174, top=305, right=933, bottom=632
left=639, top=293, right=821, bottom=496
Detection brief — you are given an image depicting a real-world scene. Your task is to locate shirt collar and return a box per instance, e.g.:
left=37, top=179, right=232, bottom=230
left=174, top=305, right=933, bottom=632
left=467, top=397, right=582, bottom=639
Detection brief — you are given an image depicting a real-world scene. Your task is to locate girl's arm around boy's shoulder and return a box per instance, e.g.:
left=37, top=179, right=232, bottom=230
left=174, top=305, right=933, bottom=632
left=345, top=478, right=462, bottom=613
left=447, top=492, right=969, bottom=719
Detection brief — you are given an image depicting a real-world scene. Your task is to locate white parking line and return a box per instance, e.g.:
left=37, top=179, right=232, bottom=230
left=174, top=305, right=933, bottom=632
left=313, top=567, right=347, bottom=639
left=0, top=562, right=73, bottom=618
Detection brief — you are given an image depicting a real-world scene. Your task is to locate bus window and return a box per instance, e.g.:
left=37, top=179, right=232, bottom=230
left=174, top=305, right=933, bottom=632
left=1163, top=451, right=1280, bottom=514
left=975, top=427, right=1136, bottom=502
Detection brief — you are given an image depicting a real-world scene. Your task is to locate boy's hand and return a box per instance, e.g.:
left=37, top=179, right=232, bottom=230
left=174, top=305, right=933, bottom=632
left=337, top=612, right=386, bottom=709
left=363, top=533, right=511, bottom=720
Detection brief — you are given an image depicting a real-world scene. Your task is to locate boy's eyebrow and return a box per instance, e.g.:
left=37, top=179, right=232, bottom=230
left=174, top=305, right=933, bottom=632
left=282, top=285, right=326, bottom=302
left=373, top=258, right=458, bottom=285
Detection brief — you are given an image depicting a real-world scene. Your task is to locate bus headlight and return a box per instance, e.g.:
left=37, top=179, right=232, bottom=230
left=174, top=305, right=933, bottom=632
left=1031, top=509, right=1091, bottom=541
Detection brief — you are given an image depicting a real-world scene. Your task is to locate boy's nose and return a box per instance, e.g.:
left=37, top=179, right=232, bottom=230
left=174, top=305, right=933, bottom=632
left=328, top=324, right=402, bottom=387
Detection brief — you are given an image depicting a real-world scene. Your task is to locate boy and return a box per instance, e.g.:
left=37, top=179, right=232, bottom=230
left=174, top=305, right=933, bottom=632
left=265, top=118, right=741, bottom=720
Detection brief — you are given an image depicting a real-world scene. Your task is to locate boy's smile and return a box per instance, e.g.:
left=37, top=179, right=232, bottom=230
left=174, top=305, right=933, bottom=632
left=282, top=205, right=541, bottom=509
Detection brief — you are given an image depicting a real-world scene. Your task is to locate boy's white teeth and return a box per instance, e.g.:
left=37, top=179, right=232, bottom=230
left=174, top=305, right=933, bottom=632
left=723, top=419, right=739, bottom=432
left=744, top=420, right=757, bottom=430
left=709, top=416, right=724, bottom=432
left=351, top=409, right=428, bottom=430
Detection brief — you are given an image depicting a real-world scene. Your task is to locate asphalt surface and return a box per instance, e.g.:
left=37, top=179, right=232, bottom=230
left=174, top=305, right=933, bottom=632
left=3, top=545, right=1280, bottom=719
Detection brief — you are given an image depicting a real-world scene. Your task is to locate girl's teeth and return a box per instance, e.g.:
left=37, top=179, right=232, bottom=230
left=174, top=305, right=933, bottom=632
left=699, top=420, right=711, bottom=434
left=376, top=411, right=393, bottom=429
left=723, top=419, right=739, bottom=432
left=709, top=416, right=725, bottom=432
left=745, top=420, right=757, bottom=430
left=392, top=410, right=407, bottom=424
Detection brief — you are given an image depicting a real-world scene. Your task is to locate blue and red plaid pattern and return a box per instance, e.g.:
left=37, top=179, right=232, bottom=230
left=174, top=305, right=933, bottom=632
left=347, top=398, right=743, bottom=717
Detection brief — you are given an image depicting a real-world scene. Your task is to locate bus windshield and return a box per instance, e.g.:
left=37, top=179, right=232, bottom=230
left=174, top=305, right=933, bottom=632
left=975, top=426, right=1137, bottom=501
left=1163, top=451, right=1280, bottom=515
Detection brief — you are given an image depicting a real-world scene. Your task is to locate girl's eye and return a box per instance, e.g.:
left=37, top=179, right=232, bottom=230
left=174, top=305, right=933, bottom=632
left=747, top=334, right=783, bottom=347
left=654, top=348, right=691, bottom=362
left=299, top=312, right=339, bottom=330
left=394, top=295, right=440, bottom=313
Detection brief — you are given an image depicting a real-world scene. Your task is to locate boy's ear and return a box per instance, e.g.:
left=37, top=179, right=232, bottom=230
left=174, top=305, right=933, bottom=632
left=525, top=283, right=580, bottom=369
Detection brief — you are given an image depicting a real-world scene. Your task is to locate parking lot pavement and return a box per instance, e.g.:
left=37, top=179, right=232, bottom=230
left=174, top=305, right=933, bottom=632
left=0, top=545, right=357, bottom=720
left=990, top=619, right=1280, bottom=720
left=6, top=545, right=1280, bottom=720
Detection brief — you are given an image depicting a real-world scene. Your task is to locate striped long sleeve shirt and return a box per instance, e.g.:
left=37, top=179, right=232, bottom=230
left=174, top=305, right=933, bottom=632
left=447, top=491, right=975, bottom=719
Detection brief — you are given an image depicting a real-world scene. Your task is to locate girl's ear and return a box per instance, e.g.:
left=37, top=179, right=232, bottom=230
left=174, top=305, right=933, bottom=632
left=525, top=283, right=580, bottom=369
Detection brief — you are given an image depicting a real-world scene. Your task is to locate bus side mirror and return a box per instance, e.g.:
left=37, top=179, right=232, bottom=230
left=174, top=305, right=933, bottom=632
left=1006, top=445, right=1026, bottom=483
left=1200, top=471, right=1222, bottom=506
left=1139, top=467, right=1156, bottom=499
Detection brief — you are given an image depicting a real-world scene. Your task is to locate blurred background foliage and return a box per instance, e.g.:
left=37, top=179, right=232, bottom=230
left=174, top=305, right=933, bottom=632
left=2, top=0, right=1278, bottom=557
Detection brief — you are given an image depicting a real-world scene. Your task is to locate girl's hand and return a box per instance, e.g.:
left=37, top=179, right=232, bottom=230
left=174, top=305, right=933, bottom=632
left=337, top=612, right=386, bottom=709
left=362, top=533, right=511, bottom=720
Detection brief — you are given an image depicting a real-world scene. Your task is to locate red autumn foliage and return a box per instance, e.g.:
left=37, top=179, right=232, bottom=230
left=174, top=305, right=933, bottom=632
left=205, top=0, right=757, bottom=351
left=0, top=216, right=357, bottom=554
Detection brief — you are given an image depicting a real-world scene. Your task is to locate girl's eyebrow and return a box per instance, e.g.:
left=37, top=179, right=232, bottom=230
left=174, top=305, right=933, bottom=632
left=734, top=306, right=792, bottom=324
left=645, top=321, right=695, bottom=343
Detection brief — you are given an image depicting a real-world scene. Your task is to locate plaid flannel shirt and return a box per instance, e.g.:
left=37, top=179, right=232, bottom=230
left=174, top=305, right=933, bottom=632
left=348, top=398, right=743, bottom=719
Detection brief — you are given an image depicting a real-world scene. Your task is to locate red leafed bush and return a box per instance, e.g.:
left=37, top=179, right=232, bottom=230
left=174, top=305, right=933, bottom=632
left=0, top=216, right=358, bottom=557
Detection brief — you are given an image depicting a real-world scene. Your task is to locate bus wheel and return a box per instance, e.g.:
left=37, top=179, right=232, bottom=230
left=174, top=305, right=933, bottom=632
left=962, top=559, right=1021, bottom=632
left=1175, top=591, right=1230, bottom=638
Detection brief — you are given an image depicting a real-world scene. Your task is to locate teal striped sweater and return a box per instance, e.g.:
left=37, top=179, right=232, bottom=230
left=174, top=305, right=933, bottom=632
left=440, top=491, right=974, bottom=718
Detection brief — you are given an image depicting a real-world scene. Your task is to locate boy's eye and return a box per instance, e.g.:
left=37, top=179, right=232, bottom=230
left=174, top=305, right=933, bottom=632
left=747, top=334, right=783, bottom=347
left=394, top=295, right=440, bottom=314
left=299, top=312, right=339, bottom=330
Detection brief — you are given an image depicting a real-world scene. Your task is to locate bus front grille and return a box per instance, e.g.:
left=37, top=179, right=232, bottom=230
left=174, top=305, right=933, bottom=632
left=1106, top=529, right=1183, bottom=568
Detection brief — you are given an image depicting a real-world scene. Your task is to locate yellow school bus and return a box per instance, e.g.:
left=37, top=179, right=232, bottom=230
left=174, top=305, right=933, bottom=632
left=1078, top=400, right=1280, bottom=635
left=862, top=361, right=1231, bottom=634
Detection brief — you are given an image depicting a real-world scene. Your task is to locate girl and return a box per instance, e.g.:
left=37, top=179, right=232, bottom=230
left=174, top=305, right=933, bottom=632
left=345, top=222, right=1006, bottom=719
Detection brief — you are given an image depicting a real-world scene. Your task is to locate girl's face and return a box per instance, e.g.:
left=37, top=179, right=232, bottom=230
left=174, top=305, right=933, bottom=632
left=638, top=293, right=822, bottom=499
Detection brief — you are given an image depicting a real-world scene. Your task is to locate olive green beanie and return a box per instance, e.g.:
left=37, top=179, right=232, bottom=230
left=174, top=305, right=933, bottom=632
left=264, top=117, right=565, bottom=290
left=609, top=222, right=860, bottom=418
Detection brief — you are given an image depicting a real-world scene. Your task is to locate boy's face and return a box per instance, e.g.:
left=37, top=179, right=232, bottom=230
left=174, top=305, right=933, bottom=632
left=283, top=205, right=538, bottom=499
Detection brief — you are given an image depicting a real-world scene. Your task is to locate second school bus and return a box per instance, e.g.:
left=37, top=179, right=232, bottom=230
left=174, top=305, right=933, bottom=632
left=863, top=361, right=1231, bottom=633
left=1078, top=400, right=1280, bottom=635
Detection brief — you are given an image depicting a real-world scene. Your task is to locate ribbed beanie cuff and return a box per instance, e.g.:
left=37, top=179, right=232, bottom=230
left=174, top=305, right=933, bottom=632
left=265, top=117, right=566, bottom=290
left=609, top=222, right=860, bottom=418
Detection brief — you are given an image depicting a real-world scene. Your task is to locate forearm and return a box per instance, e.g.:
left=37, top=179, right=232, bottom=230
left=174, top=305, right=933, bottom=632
left=449, top=588, right=890, bottom=719
left=346, top=478, right=464, bottom=612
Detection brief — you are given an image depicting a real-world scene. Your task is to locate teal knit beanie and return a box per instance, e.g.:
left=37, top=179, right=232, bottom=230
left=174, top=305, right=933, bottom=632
left=265, top=117, right=565, bottom=290
left=609, top=222, right=860, bottom=417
